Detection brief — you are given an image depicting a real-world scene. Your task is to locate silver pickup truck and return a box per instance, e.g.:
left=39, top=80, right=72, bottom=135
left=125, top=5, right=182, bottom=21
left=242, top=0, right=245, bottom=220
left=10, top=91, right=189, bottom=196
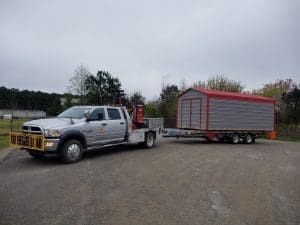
left=9, top=106, right=164, bottom=163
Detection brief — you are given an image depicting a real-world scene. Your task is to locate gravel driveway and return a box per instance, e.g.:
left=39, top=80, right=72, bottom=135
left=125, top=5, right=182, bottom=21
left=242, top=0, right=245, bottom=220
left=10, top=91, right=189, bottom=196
left=0, top=139, right=299, bottom=225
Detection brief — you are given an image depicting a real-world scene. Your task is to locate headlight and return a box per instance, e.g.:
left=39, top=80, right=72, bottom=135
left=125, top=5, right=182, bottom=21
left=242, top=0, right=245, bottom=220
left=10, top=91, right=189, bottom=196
left=44, top=129, right=61, bottom=137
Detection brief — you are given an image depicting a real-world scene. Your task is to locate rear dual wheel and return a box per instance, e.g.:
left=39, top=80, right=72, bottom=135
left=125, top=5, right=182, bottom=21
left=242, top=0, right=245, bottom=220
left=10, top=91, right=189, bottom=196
left=144, top=132, right=155, bottom=148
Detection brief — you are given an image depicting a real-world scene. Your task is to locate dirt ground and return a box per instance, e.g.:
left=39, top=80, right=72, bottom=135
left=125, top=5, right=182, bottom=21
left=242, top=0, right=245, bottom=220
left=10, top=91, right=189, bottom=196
left=0, top=138, right=299, bottom=225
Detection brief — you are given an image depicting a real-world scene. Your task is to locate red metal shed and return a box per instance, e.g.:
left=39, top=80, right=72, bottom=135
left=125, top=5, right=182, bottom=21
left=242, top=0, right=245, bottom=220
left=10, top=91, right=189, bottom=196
left=177, top=88, right=275, bottom=131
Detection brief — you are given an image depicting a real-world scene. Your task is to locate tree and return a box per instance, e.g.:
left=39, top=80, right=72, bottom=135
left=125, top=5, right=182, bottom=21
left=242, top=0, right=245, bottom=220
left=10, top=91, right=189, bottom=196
left=129, top=91, right=145, bottom=105
left=0, top=86, right=11, bottom=109
left=193, top=75, right=244, bottom=92
left=68, top=65, right=91, bottom=105
left=253, top=79, right=296, bottom=99
left=253, top=79, right=297, bottom=124
left=0, top=86, right=66, bottom=115
left=179, top=78, right=188, bottom=93
left=85, top=71, right=122, bottom=105
left=158, top=85, right=180, bottom=127
left=144, top=100, right=160, bottom=118
left=282, top=86, right=300, bottom=127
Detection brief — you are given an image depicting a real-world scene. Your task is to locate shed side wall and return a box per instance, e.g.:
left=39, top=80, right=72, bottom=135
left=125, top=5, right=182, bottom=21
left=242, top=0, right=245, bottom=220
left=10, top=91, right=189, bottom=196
left=177, top=90, right=207, bottom=129
left=209, top=98, right=274, bottom=130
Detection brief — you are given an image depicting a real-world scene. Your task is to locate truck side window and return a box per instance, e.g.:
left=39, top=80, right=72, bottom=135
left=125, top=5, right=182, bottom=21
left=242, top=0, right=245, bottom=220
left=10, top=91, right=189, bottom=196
left=90, top=108, right=105, bottom=120
left=107, top=108, right=121, bottom=120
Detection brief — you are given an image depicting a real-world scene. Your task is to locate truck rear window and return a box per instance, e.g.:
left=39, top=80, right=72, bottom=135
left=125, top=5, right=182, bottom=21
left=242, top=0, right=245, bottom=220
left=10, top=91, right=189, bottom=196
left=107, top=108, right=121, bottom=120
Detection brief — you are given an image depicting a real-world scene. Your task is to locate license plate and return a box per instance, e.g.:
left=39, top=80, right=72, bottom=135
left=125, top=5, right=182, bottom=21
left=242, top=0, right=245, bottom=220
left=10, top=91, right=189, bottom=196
left=9, top=132, right=45, bottom=151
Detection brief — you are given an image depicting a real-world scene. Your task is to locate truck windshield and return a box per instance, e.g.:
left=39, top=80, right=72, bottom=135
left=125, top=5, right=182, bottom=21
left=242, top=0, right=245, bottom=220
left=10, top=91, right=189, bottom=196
left=57, top=107, right=91, bottom=119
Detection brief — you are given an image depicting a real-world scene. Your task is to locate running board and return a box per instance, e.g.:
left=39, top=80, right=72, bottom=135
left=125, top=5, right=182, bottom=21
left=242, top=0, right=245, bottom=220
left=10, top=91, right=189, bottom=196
left=86, top=142, right=128, bottom=150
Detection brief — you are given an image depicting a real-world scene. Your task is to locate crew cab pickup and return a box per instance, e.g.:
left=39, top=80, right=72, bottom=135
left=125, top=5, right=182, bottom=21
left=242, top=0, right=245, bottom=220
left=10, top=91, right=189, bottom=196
left=9, top=106, right=164, bottom=163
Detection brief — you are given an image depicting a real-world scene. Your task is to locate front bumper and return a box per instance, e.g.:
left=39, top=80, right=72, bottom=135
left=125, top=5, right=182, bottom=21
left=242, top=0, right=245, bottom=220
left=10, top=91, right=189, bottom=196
left=21, top=138, right=60, bottom=153
left=43, top=138, right=60, bottom=152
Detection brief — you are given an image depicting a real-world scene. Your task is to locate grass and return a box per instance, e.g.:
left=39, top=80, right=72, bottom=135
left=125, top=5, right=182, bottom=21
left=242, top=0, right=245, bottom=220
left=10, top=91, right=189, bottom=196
left=275, top=124, right=300, bottom=143
left=0, top=135, right=9, bottom=148
left=0, top=119, right=27, bottom=134
left=276, top=136, right=300, bottom=142
left=0, top=119, right=29, bottom=149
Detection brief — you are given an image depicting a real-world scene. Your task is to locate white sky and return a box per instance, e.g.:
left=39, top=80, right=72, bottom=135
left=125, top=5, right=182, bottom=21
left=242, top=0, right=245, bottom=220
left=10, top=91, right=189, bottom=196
left=0, top=0, right=299, bottom=99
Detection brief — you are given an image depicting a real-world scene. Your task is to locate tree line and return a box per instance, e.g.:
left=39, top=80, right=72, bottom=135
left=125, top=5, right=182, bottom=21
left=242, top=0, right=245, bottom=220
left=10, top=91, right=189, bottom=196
left=0, top=86, right=63, bottom=115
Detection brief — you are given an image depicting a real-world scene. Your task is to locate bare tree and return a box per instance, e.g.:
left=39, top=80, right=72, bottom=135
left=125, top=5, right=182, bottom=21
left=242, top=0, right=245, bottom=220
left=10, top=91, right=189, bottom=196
left=193, top=75, right=244, bottom=92
left=68, top=65, right=91, bottom=104
left=179, top=78, right=188, bottom=92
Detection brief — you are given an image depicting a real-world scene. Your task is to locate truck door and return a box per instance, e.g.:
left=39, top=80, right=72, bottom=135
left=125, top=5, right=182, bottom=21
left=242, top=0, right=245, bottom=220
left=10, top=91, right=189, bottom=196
left=105, top=108, right=126, bottom=143
left=84, top=108, right=109, bottom=145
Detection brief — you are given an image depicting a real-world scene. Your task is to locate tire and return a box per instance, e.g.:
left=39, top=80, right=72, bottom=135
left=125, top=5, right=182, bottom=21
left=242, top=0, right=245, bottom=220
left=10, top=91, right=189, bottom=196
left=144, top=132, right=155, bottom=148
left=217, top=137, right=225, bottom=143
left=244, top=133, right=253, bottom=144
left=28, top=151, right=45, bottom=159
left=231, top=133, right=240, bottom=144
left=60, top=139, right=83, bottom=163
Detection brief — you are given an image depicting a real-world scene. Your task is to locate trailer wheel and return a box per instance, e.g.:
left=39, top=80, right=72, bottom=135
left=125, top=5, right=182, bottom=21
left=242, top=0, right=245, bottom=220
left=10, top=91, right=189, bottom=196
left=217, top=137, right=225, bottom=143
left=60, top=139, right=83, bottom=163
left=144, top=132, right=155, bottom=148
left=231, top=133, right=240, bottom=144
left=244, top=133, right=253, bottom=144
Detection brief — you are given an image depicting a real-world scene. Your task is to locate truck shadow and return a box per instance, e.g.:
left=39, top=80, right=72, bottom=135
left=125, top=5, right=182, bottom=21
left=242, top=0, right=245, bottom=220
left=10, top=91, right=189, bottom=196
left=83, top=144, right=157, bottom=160
left=20, top=144, right=157, bottom=166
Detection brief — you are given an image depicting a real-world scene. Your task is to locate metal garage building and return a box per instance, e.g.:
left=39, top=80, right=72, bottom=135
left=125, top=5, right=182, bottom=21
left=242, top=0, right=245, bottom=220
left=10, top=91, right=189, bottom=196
left=0, top=110, right=46, bottom=119
left=177, top=88, right=275, bottom=131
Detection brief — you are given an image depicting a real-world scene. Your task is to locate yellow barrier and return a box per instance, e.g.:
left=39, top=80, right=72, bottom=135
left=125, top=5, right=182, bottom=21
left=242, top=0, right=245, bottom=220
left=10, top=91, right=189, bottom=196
left=9, top=132, right=45, bottom=151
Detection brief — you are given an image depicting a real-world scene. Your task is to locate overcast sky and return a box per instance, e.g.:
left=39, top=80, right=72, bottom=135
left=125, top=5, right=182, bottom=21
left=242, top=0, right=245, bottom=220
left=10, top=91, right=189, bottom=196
left=0, top=0, right=299, bottom=99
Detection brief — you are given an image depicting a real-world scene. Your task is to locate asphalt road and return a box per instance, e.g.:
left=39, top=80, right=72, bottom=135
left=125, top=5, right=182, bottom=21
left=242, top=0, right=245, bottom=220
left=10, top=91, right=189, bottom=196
left=0, top=139, right=299, bottom=225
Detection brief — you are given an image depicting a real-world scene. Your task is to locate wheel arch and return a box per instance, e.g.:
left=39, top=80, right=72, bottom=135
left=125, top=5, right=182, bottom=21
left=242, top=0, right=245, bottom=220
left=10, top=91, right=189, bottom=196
left=57, top=131, right=87, bottom=152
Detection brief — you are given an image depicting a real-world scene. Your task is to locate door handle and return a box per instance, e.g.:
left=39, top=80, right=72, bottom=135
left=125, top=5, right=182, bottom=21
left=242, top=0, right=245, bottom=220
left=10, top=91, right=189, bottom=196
left=120, top=122, right=125, bottom=125
left=101, top=123, right=107, bottom=126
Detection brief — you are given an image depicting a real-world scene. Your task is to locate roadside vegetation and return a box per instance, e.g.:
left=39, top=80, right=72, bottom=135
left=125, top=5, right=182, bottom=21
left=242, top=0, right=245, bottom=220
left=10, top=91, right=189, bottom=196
left=0, top=119, right=27, bottom=148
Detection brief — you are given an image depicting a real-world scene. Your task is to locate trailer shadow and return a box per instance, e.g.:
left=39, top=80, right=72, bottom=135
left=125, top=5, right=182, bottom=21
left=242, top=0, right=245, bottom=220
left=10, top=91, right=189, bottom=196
left=168, top=138, right=271, bottom=146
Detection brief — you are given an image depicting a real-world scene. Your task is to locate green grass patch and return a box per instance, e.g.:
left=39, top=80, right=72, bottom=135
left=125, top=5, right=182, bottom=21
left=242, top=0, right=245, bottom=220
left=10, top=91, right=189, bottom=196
left=0, top=119, right=28, bottom=135
left=275, top=124, right=300, bottom=143
left=276, top=135, right=300, bottom=142
left=0, top=135, right=9, bottom=148
left=0, top=119, right=29, bottom=148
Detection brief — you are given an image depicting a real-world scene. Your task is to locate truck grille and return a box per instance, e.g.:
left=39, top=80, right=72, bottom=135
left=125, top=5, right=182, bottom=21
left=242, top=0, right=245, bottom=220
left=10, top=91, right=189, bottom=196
left=22, top=126, right=43, bottom=135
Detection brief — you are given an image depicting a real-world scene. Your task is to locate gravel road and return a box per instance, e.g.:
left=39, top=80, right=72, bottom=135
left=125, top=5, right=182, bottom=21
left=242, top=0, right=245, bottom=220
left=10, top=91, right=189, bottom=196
left=0, top=139, right=299, bottom=225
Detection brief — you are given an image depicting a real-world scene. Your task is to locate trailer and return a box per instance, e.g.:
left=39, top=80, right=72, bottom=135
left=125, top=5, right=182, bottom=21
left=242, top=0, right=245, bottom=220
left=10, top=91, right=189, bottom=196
left=164, top=88, right=276, bottom=143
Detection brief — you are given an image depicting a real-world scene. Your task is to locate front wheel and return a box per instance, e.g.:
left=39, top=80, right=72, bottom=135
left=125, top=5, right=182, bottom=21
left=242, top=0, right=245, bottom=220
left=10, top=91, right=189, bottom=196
left=144, top=132, right=155, bottom=148
left=60, top=139, right=83, bottom=163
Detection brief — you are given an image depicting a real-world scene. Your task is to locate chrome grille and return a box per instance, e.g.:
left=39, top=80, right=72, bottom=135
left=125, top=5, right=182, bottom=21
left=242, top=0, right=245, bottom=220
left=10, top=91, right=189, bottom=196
left=22, top=126, right=43, bottom=135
